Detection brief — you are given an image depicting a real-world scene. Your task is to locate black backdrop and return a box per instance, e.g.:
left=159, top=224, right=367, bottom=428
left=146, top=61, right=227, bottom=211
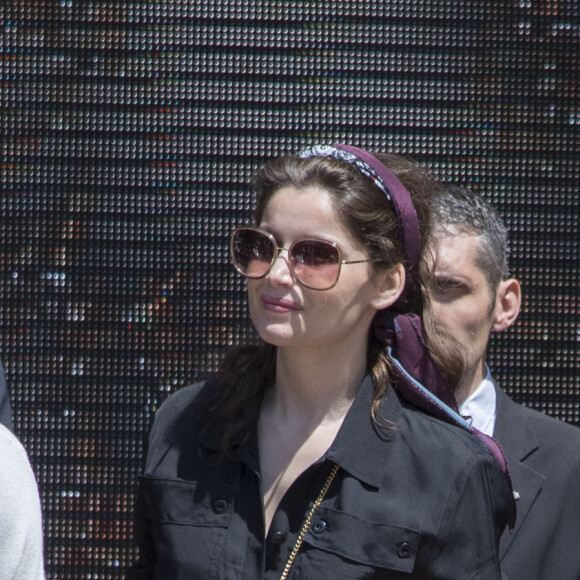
left=1, top=1, right=578, bottom=578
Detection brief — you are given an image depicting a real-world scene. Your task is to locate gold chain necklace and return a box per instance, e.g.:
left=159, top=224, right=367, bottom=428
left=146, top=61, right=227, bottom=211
left=278, top=463, right=340, bottom=580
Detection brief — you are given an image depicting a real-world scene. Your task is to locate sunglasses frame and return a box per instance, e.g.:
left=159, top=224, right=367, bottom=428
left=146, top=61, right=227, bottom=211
left=231, top=226, right=372, bottom=291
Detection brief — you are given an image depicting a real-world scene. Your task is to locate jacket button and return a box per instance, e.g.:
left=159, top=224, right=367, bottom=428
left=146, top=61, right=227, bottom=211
left=269, top=530, right=287, bottom=545
left=213, top=499, right=228, bottom=514
left=311, top=520, right=327, bottom=534
left=396, top=541, right=412, bottom=558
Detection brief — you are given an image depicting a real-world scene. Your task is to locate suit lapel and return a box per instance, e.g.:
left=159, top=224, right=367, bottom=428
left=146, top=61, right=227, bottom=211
left=492, top=382, right=545, bottom=559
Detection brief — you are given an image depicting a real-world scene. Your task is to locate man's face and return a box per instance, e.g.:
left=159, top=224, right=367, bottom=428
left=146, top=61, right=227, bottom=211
left=426, top=230, right=498, bottom=402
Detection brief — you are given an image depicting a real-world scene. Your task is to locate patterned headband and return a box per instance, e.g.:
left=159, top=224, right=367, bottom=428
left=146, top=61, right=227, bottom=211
left=298, top=143, right=421, bottom=299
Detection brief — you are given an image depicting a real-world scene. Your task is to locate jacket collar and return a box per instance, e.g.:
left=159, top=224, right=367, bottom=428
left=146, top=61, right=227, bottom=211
left=493, top=382, right=540, bottom=462
left=325, top=375, right=401, bottom=489
left=492, top=380, right=545, bottom=560
left=201, top=375, right=402, bottom=489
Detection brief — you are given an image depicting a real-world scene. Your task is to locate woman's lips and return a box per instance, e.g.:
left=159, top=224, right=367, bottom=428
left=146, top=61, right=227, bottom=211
left=261, top=296, right=302, bottom=313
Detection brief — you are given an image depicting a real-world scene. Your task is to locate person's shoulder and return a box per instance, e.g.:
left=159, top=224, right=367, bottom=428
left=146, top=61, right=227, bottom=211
left=0, top=424, right=38, bottom=484
left=145, top=379, right=222, bottom=467
left=397, top=398, right=495, bottom=463
left=521, top=403, right=579, bottom=432
left=505, top=395, right=580, bottom=447
left=0, top=423, right=29, bottom=462
left=154, top=379, right=215, bottom=423
left=158, top=380, right=209, bottom=409
left=396, top=399, right=514, bottom=514
left=148, top=379, right=222, bottom=444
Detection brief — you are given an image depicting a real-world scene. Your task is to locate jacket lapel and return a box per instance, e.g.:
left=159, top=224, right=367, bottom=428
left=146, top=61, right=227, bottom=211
left=492, top=382, right=545, bottom=559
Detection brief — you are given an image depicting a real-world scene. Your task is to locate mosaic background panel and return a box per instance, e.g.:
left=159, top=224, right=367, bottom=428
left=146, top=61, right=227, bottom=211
left=0, top=1, right=578, bottom=577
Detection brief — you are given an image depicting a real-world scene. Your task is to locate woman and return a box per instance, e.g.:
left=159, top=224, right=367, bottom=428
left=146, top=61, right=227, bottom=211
left=127, top=145, right=514, bottom=579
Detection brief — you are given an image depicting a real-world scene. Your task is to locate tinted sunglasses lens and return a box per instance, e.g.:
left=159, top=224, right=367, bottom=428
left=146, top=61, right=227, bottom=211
left=232, top=229, right=275, bottom=278
left=291, top=240, right=340, bottom=289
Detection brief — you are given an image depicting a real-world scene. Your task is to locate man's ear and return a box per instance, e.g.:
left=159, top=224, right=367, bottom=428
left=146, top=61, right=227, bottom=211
left=492, top=278, right=521, bottom=332
left=372, top=263, right=406, bottom=310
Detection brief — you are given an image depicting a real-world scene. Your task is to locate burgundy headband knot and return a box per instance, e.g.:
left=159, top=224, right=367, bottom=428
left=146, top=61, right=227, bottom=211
left=299, top=143, right=421, bottom=300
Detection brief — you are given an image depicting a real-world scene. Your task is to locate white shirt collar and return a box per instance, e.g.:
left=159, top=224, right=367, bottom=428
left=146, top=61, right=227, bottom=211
left=458, top=364, right=497, bottom=436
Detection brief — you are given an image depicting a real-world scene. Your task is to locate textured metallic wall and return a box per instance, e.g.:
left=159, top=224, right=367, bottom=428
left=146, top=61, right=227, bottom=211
left=1, top=1, right=578, bottom=577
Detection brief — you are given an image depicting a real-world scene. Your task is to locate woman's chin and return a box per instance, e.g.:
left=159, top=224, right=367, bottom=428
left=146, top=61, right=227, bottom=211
left=255, top=324, right=300, bottom=347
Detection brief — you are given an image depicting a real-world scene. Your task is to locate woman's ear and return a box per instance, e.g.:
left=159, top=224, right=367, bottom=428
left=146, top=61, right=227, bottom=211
left=371, top=263, right=406, bottom=310
left=492, top=278, right=521, bottom=332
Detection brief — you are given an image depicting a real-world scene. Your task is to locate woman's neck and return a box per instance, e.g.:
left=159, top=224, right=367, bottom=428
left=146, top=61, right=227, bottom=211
left=269, top=342, right=368, bottom=424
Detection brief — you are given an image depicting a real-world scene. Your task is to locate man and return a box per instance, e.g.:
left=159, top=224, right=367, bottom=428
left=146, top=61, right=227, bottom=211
left=427, top=184, right=580, bottom=580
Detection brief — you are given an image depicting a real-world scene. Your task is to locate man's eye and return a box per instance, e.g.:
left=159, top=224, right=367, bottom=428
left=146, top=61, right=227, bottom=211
left=438, top=279, right=463, bottom=289
left=431, top=279, right=466, bottom=294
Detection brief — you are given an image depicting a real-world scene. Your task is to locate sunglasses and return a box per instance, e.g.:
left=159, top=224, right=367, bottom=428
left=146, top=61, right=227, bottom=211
left=230, top=226, right=372, bottom=291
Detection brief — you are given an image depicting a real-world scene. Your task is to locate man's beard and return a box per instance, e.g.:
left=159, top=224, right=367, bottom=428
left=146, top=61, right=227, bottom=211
left=421, top=303, right=476, bottom=399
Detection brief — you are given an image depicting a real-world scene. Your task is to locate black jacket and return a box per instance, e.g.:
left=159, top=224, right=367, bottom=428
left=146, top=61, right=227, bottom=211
left=128, top=376, right=513, bottom=579
left=494, top=382, right=580, bottom=580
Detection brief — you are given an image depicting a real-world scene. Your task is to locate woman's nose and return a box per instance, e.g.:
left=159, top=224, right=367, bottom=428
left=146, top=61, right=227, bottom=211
left=266, top=250, right=295, bottom=286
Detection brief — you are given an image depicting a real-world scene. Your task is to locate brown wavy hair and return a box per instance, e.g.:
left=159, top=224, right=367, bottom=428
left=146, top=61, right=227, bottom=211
left=203, top=151, right=463, bottom=455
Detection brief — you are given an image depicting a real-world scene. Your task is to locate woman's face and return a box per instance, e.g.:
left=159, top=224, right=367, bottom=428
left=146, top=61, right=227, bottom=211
left=247, top=185, right=387, bottom=354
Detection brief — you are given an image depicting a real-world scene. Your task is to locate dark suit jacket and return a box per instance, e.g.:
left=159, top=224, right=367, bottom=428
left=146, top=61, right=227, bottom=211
left=494, top=382, right=580, bottom=580
left=0, top=359, right=13, bottom=431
